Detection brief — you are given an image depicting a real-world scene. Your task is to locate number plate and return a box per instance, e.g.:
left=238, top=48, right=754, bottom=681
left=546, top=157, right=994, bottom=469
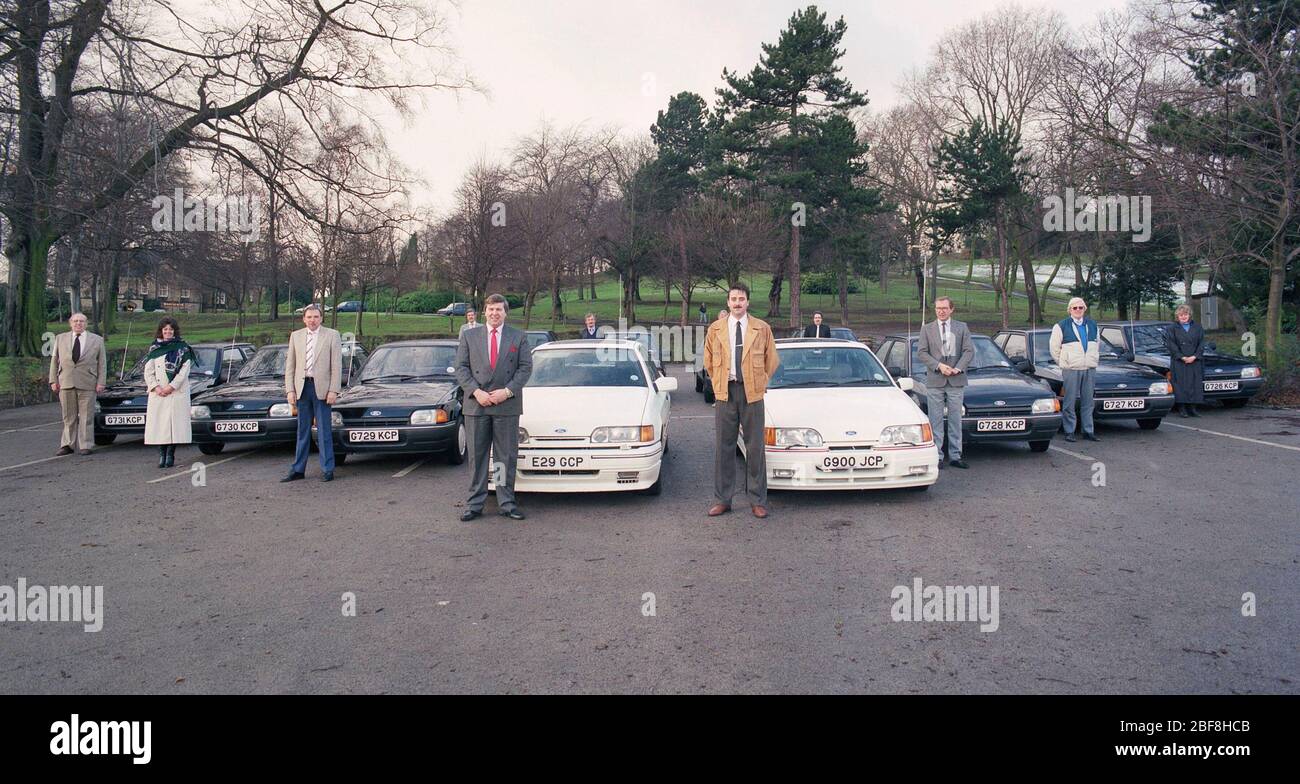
left=103, top=414, right=145, bottom=426
left=976, top=418, right=1026, bottom=432
left=1204, top=380, right=1239, bottom=391
left=349, top=429, right=399, bottom=443
left=530, top=455, right=585, bottom=469
left=819, top=454, right=885, bottom=471
left=214, top=421, right=258, bottom=433
left=1102, top=398, right=1144, bottom=410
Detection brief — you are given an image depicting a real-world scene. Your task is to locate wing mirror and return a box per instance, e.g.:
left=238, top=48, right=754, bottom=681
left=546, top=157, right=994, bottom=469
left=1206, top=341, right=1217, bottom=351
left=897, top=377, right=915, bottom=392
left=654, top=376, right=678, bottom=393
left=1014, top=359, right=1034, bottom=373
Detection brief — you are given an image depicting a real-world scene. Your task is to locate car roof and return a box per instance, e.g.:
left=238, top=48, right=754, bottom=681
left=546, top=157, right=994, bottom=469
left=373, top=339, right=460, bottom=348
left=534, top=339, right=644, bottom=351
left=1099, top=320, right=1171, bottom=327
left=884, top=333, right=994, bottom=341
left=775, top=338, right=865, bottom=347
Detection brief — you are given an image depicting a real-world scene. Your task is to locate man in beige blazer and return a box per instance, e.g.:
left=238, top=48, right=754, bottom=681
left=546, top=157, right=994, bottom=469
left=48, top=312, right=107, bottom=455
left=282, top=305, right=343, bottom=482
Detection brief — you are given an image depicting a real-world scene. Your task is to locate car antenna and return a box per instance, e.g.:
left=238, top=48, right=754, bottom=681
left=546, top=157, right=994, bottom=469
left=120, top=313, right=134, bottom=379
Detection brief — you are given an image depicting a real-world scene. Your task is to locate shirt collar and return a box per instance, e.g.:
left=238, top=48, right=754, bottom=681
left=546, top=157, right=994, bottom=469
left=1072, top=317, right=1085, bottom=326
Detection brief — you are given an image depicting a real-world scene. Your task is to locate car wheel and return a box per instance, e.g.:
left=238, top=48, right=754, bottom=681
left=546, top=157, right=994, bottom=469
left=198, top=442, right=225, bottom=456
left=1221, top=397, right=1247, bottom=409
left=334, top=452, right=348, bottom=465
left=1137, top=418, right=1162, bottom=430
left=643, top=467, right=664, bottom=495
left=93, top=434, right=117, bottom=446
left=446, top=422, right=468, bottom=465
left=695, top=374, right=703, bottom=393
left=1029, top=440, right=1050, bottom=453
left=704, top=387, right=715, bottom=404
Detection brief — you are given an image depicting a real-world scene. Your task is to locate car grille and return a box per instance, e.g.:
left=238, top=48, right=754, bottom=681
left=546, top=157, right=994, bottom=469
left=341, top=416, right=409, bottom=427
left=1095, top=387, right=1152, bottom=397
left=966, top=404, right=1033, bottom=416
left=1205, top=369, right=1243, bottom=380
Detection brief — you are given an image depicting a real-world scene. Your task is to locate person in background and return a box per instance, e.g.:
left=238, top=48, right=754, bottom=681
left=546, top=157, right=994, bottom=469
left=698, top=303, right=708, bottom=324
left=578, top=312, right=600, bottom=340
left=717, top=308, right=728, bottom=322
left=802, top=311, right=831, bottom=338
left=1050, top=297, right=1101, bottom=443
left=1166, top=304, right=1205, bottom=418
left=48, top=312, right=107, bottom=456
left=458, top=308, right=479, bottom=336
left=143, top=317, right=196, bottom=468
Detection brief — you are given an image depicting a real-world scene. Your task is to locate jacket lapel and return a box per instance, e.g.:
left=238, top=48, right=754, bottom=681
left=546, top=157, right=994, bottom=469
left=742, top=318, right=758, bottom=361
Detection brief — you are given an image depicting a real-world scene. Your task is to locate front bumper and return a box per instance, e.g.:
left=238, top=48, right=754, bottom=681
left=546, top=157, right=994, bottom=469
left=329, top=420, right=460, bottom=455
left=1201, top=377, right=1264, bottom=401
left=764, top=443, right=939, bottom=490
left=1089, top=394, right=1175, bottom=420
left=510, top=442, right=664, bottom=493
left=192, top=416, right=299, bottom=445
left=961, top=413, right=1062, bottom=444
left=95, top=409, right=147, bottom=437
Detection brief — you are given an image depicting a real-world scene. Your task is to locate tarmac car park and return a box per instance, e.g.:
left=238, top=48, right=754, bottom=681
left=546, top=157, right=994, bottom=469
left=1098, top=320, right=1264, bottom=408
left=94, top=342, right=255, bottom=445
left=743, top=338, right=940, bottom=491
left=993, top=328, right=1175, bottom=430
left=876, top=333, right=1062, bottom=453
left=503, top=340, right=674, bottom=495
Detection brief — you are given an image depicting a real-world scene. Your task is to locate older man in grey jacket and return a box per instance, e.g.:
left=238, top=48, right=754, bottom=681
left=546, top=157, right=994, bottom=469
left=917, top=297, right=974, bottom=468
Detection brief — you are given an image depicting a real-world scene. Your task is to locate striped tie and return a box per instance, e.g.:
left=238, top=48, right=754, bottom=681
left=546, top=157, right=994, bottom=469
left=305, top=331, right=315, bottom=375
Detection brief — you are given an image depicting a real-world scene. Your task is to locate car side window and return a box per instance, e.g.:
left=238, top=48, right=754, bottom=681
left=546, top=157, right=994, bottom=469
left=1002, top=334, right=1027, bottom=361
left=1101, top=327, right=1125, bottom=349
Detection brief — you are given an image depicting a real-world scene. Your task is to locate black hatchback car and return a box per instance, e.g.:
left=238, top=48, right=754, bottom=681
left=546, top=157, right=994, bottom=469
left=94, top=342, right=256, bottom=445
left=877, top=333, right=1063, bottom=453
left=324, top=340, right=467, bottom=464
left=189, top=343, right=368, bottom=455
left=993, top=328, right=1175, bottom=430
left=1098, top=321, right=1264, bottom=408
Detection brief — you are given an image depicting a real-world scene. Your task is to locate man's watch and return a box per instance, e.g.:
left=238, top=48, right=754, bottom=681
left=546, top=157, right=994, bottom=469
left=505, top=388, right=514, bottom=398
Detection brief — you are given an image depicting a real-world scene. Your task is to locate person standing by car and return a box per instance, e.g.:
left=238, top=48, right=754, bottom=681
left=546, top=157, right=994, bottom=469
left=458, top=308, right=479, bottom=337
left=917, top=297, right=974, bottom=468
left=455, top=293, right=533, bottom=521
left=802, top=311, right=831, bottom=338
left=578, top=312, right=600, bottom=340
left=704, top=282, right=780, bottom=519
left=1166, top=304, right=1206, bottom=417
left=143, top=317, right=197, bottom=468
left=282, top=304, right=343, bottom=482
left=698, top=303, right=707, bottom=324
left=48, top=312, right=107, bottom=456
left=1050, top=297, right=1101, bottom=442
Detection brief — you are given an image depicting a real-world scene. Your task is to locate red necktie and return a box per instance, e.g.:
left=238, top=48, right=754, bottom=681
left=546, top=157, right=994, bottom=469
left=489, top=329, right=498, bottom=370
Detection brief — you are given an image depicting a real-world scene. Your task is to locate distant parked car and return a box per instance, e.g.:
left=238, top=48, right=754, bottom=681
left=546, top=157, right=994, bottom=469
left=293, top=303, right=332, bottom=314
left=1098, top=320, right=1263, bottom=408
left=524, top=330, right=558, bottom=352
left=436, top=302, right=471, bottom=317
left=335, top=300, right=364, bottom=313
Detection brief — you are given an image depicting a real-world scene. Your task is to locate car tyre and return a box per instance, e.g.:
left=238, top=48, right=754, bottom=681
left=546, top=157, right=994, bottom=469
left=334, top=452, right=348, bottom=465
left=198, top=442, right=225, bottom=456
left=1137, top=418, right=1162, bottom=430
left=446, top=422, right=468, bottom=465
left=1028, top=440, right=1050, bottom=453
left=643, top=467, right=664, bottom=496
left=695, top=374, right=703, bottom=393
left=1221, top=398, right=1247, bottom=409
left=703, top=387, right=715, bottom=404
left=93, top=433, right=117, bottom=446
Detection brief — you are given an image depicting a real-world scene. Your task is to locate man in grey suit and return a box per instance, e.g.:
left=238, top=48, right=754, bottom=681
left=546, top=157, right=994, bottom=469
left=48, top=312, right=107, bottom=455
left=455, top=293, right=533, bottom=521
left=916, top=296, right=974, bottom=469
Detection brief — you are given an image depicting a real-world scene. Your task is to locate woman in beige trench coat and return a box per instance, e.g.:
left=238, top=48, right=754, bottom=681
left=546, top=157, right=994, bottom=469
left=144, top=316, right=195, bottom=468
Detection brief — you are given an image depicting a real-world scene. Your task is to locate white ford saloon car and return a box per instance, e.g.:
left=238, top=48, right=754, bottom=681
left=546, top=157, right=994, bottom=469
left=501, top=339, right=676, bottom=494
left=741, top=338, right=939, bottom=491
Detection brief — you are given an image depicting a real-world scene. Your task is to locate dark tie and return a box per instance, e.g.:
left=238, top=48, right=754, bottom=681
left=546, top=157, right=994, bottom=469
left=72, top=334, right=81, bottom=363
left=489, top=329, right=498, bottom=370
left=734, top=321, right=744, bottom=385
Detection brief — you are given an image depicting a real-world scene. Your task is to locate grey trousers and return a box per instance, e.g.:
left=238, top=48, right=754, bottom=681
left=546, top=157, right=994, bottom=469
left=715, top=380, right=767, bottom=507
left=926, top=385, right=964, bottom=462
left=59, top=387, right=95, bottom=449
left=467, top=413, right=520, bottom=512
left=1061, top=368, right=1096, bottom=436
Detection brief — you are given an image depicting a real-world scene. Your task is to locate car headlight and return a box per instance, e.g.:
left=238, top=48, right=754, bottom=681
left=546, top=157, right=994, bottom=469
left=878, top=423, right=933, bottom=446
left=763, top=427, right=824, bottom=447
left=1031, top=398, right=1060, bottom=414
left=961, top=404, right=967, bottom=417
left=410, top=409, right=449, bottom=425
left=269, top=403, right=294, bottom=417
left=518, top=427, right=529, bottom=443
left=1148, top=382, right=1171, bottom=395
left=591, top=425, right=654, bottom=443
left=190, top=405, right=211, bottom=419
left=1241, top=366, right=1261, bottom=379
left=330, top=411, right=343, bottom=428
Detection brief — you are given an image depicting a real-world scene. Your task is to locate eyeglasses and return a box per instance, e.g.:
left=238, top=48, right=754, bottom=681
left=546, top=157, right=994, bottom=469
left=1070, top=306, right=1086, bottom=310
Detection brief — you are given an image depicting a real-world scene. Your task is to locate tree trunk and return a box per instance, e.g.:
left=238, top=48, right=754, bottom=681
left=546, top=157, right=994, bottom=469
left=996, top=209, right=1010, bottom=330
left=788, top=223, right=801, bottom=328
left=838, top=265, right=849, bottom=325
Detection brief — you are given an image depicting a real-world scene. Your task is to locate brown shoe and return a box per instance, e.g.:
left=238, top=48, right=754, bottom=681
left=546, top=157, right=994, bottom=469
left=78, top=449, right=92, bottom=456
left=56, top=446, right=74, bottom=456
left=707, top=503, right=731, bottom=516
left=751, top=505, right=769, bottom=519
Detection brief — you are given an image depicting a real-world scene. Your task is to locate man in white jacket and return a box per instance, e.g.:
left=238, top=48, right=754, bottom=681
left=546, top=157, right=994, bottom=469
left=1049, top=297, right=1101, bottom=443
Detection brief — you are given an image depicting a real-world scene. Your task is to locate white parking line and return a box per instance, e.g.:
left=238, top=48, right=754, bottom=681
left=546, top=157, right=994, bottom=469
left=393, top=457, right=429, bottom=478
left=1048, top=445, right=1097, bottom=462
left=1163, top=421, right=1300, bottom=453
left=146, top=448, right=262, bottom=483
left=0, top=453, right=72, bottom=473
left=0, top=420, right=62, bottom=435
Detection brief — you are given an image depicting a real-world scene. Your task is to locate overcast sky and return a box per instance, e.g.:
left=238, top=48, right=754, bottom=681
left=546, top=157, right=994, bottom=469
left=370, top=0, right=1130, bottom=215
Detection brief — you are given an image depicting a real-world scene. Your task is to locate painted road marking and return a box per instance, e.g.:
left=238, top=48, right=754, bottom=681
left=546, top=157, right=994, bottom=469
left=147, top=448, right=263, bottom=483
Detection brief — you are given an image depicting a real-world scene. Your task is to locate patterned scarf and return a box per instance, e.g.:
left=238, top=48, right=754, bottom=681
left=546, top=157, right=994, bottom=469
left=144, top=338, right=197, bottom=382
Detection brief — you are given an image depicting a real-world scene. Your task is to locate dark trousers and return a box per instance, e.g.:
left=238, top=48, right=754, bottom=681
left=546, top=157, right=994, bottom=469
left=467, top=413, right=520, bottom=512
left=292, top=378, right=335, bottom=474
left=715, top=380, right=767, bottom=506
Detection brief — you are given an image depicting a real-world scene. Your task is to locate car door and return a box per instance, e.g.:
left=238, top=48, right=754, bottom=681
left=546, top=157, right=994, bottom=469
left=645, top=349, right=671, bottom=443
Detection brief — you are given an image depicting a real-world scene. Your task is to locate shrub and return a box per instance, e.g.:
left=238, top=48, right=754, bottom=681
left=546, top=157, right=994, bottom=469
left=801, top=271, right=860, bottom=296
left=397, top=290, right=454, bottom=313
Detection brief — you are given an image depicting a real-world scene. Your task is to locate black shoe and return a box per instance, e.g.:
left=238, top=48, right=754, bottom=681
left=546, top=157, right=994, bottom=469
left=320, top=472, right=334, bottom=482
left=56, top=446, right=74, bottom=456
left=1178, top=405, right=1190, bottom=417
left=280, top=472, right=305, bottom=482
left=1064, top=433, right=1077, bottom=443
left=1083, top=433, right=1101, bottom=442
left=158, top=446, right=167, bottom=468
left=1187, top=406, right=1201, bottom=417
left=163, top=445, right=175, bottom=468
left=460, top=509, right=482, bottom=522
left=937, top=460, right=946, bottom=469
left=499, top=508, right=526, bottom=520
left=949, top=459, right=970, bottom=469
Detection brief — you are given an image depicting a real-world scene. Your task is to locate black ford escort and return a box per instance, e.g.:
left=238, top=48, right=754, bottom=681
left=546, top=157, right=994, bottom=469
left=1098, top=321, right=1264, bottom=408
